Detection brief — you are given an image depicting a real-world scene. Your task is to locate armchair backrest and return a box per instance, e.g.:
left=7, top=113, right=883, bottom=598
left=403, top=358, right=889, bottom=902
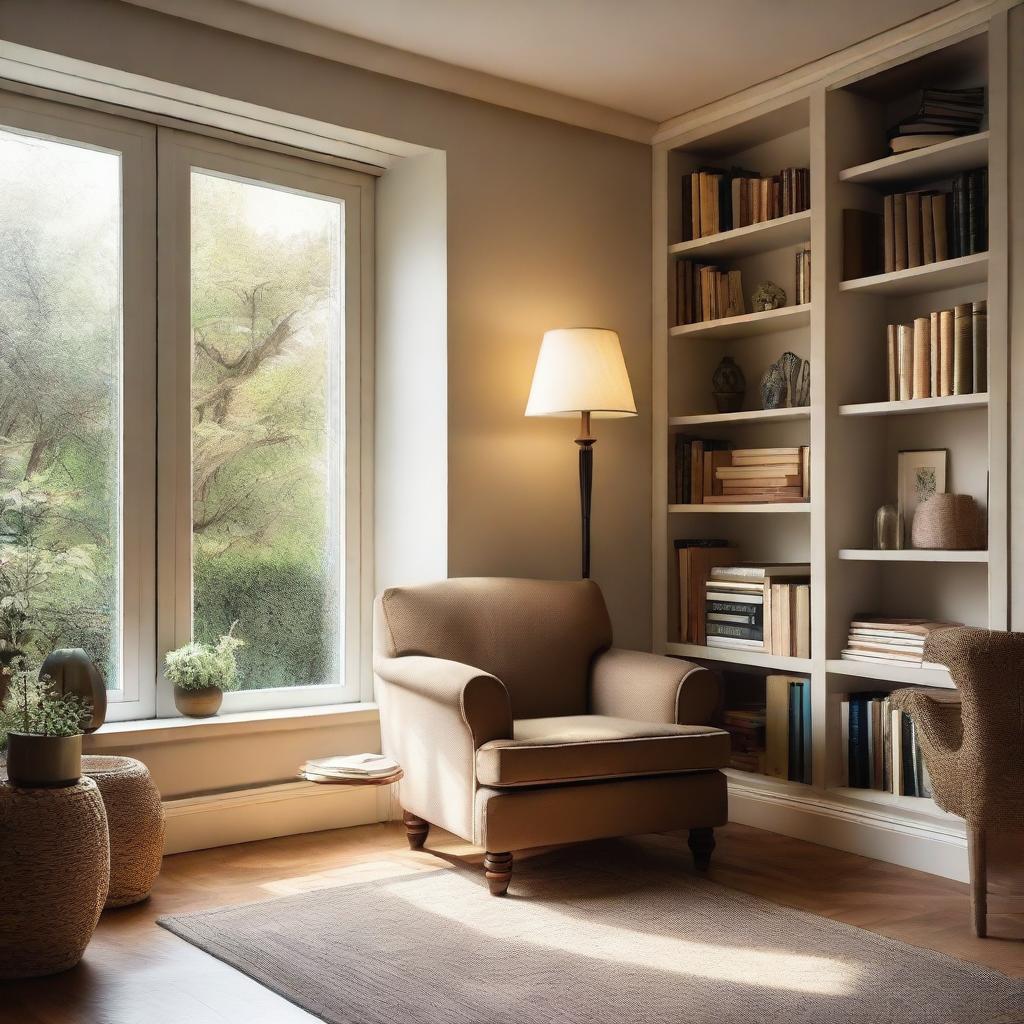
left=375, top=577, right=612, bottom=719
left=925, top=626, right=1024, bottom=828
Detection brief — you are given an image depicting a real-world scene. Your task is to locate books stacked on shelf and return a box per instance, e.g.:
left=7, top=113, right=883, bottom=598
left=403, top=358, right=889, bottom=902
left=885, top=301, right=987, bottom=401
left=765, top=674, right=811, bottom=784
left=881, top=170, right=987, bottom=273
left=708, top=446, right=810, bottom=505
left=723, top=705, right=766, bottom=773
left=671, top=435, right=732, bottom=503
left=674, top=261, right=745, bottom=325
left=680, top=166, right=810, bottom=241
left=840, top=617, right=959, bottom=668
left=705, top=564, right=810, bottom=657
left=839, top=693, right=933, bottom=797
left=795, top=245, right=811, bottom=304
left=675, top=539, right=738, bottom=644
left=299, top=753, right=400, bottom=784
left=887, top=87, right=985, bottom=154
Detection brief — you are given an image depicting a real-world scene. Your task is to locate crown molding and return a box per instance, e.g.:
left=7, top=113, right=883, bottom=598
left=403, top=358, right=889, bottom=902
left=118, top=0, right=656, bottom=144
left=653, top=0, right=1019, bottom=146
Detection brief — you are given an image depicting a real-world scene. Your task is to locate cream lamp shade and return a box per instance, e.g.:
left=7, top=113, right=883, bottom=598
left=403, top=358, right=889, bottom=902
left=525, top=328, right=637, bottom=418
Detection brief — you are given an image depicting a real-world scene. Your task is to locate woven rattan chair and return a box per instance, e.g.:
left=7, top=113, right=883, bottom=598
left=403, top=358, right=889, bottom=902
left=891, top=626, right=1024, bottom=939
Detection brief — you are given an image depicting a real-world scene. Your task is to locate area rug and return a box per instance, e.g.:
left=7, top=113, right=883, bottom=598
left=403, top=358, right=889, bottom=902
left=159, top=835, right=1024, bottom=1024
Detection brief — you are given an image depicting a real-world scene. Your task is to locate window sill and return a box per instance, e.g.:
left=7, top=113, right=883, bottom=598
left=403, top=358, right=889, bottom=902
left=84, top=702, right=379, bottom=751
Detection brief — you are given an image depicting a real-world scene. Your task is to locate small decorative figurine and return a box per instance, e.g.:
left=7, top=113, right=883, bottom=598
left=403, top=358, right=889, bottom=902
left=760, top=351, right=810, bottom=409
left=751, top=281, right=786, bottom=312
left=711, top=355, right=746, bottom=413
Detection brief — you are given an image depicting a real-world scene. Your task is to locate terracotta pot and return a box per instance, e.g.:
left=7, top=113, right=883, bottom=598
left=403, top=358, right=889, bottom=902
left=39, top=648, right=107, bottom=733
left=173, top=684, right=223, bottom=718
left=6, top=732, right=82, bottom=788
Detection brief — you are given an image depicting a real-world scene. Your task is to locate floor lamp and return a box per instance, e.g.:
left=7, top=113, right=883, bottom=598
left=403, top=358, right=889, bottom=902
left=525, top=328, right=637, bottom=579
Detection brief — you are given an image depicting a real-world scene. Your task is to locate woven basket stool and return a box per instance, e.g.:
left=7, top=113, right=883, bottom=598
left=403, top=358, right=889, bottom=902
left=82, top=755, right=165, bottom=908
left=0, top=776, right=110, bottom=978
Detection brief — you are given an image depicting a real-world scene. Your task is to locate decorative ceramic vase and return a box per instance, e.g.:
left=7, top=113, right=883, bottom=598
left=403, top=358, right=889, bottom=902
left=5, top=732, right=82, bottom=788
left=39, top=649, right=106, bottom=733
left=711, top=356, right=745, bottom=412
left=874, top=504, right=899, bottom=550
left=760, top=362, right=788, bottom=409
left=911, top=494, right=985, bottom=550
left=173, top=684, right=223, bottom=718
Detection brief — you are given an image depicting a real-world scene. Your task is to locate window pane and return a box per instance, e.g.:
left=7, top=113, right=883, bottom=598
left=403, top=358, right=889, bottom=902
left=190, top=170, right=344, bottom=690
left=0, top=128, right=122, bottom=688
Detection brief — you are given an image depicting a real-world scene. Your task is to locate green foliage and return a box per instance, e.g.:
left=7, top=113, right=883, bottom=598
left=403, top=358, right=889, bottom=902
left=193, top=553, right=334, bottom=690
left=164, top=624, right=244, bottom=693
left=0, top=668, right=91, bottom=747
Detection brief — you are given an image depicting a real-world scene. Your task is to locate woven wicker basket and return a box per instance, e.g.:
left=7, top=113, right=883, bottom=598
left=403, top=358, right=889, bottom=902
left=82, top=755, right=165, bottom=908
left=911, top=493, right=985, bottom=550
left=0, top=776, right=109, bottom=979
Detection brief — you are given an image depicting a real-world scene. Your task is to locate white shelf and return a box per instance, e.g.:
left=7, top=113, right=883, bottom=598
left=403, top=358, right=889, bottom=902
left=838, top=393, right=988, bottom=417
left=668, top=210, right=810, bottom=262
left=667, top=642, right=811, bottom=674
left=668, top=503, right=810, bottom=514
left=670, top=303, right=811, bottom=341
left=838, top=548, right=988, bottom=562
left=826, top=658, right=954, bottom=689
left=670, top=407, right=810, bottom=428
left=838, top=131, right=989, bottom=188
left=839, top=252, right=988, bottom=295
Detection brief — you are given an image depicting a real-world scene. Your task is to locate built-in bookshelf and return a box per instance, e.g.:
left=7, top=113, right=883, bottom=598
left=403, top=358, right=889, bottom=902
left=652, top=20, right=1009, bottom=882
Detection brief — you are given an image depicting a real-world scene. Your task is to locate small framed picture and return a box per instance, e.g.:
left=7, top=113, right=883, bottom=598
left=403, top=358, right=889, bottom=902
left=897, top=449, right=948, bottom=546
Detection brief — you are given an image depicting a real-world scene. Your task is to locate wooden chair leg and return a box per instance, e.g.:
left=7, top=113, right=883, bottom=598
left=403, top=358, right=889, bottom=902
left=688, top=827, right=716, bottom=871
left=968, top=826, right=987, bottom=938
left=484, top=851, right=513, bottom=896
left=403, top=810, right=429, bottom=850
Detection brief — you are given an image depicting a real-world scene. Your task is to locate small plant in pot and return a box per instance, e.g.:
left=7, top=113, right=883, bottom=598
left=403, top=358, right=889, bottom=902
left=0, top=666, right=92, bottom=787
left=164, top=624, right=244, bottom=718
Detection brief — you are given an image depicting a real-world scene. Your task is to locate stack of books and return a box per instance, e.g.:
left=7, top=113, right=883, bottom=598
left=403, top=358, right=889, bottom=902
left=705, top=564, right=810, bottom=656
left=675, top=539, right=737, bottom=644
left=839, top=693, right=933, bottom=797
left=674, top=262, right=744, bottom=325
left=680, top=165, right=810, bottom=240
left=885, top=301, right=987, bottom=401
left=881, top=169, right=987, bottom=273
left=299, top=753, right=400, bottom=783
left=671, top=436, right=732, bottom=503
left=722, top=705, right=767, bottom=773
left=708, top=446, right=810, bottom=505
left=840, top=618, right=957, bottom=667
left=794, top=244, right=811, bottom=305
left=764, top=675, right=812, bottom=784
left=887, top=87, right=985, bottom=154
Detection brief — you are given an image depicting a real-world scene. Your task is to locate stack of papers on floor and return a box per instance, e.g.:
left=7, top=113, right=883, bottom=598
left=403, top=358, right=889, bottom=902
left=300, top=753, right=400, bottom=783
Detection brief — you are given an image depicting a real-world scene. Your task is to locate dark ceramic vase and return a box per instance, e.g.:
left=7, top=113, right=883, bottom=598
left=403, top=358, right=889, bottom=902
left=39, top=649, right=107, bottom=733
left=711, top=356, right=746, bottom=413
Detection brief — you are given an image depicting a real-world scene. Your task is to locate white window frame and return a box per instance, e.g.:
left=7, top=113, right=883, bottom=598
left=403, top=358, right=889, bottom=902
left=0, top=92, right=375, bottom=720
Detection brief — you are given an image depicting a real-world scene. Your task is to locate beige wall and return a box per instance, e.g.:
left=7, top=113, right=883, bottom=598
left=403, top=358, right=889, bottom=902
left=0, top=0, right=654, bottom=647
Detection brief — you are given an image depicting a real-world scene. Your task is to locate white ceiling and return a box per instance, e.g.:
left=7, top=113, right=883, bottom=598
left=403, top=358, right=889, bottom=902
left=234, top=0, right=950, bottom=122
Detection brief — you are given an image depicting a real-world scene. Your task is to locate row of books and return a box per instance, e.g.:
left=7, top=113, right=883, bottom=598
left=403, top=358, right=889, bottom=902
left=671, top=442, right=810, bottom=505
left=675, top=261, right=745, bottom=325
left=882, top=169, right=987, bottom=273
left=840, top=618, right=957, bottom=668
left=794, top=245, right=811, bottom=305
left=885, top=301, right=987, bottom=402
left=721, top=675, right=811, bottom=783
left=840, top=694, right=932, bottom=798
left=680, top=166, right=810, bottom=241
left=705, top=564, right=810, bottom=658
left=887, top=86, right=984, bottom=155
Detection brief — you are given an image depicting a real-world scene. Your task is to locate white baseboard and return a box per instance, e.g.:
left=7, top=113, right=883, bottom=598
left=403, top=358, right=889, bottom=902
left=163, top=780, right=400, bottom=855
left=729, top=782, right=969, bottom=882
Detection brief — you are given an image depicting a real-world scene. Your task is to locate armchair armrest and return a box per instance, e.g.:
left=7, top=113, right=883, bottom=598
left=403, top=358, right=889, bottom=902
left=889, top=687, right=964, bottom=758
left=589, top=648, right=719, bottom=725
left=374, top=655, right=513, bottom=748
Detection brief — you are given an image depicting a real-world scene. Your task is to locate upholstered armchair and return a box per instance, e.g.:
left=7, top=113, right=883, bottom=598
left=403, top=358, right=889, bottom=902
left=374, top=577, right=729, bottom=895
left=891, top=626, right=1024, bottom=938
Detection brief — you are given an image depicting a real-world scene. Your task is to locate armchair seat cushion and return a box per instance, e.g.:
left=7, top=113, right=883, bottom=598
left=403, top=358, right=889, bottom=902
left=475, top=714, right=730, bottom=788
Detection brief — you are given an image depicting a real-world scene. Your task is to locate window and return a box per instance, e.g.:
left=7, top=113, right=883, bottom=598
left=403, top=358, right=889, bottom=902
left=0, top=95, right=373, bottom=718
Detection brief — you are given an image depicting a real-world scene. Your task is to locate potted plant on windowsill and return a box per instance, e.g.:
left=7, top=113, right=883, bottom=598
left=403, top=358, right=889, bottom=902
left=164, top=625, right=244, bottom=718
left=1, top=667, right=92, bottom=788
